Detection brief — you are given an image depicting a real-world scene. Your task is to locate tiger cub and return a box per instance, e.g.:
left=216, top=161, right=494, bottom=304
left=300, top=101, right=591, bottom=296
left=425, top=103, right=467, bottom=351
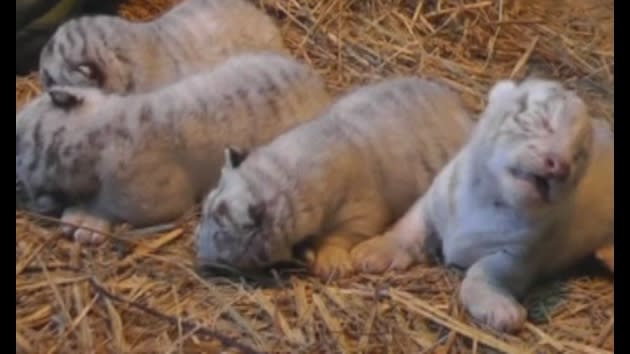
left=16, top=53, right=331, bottom=244
left=194, top=77, right=474, bottom=280
left=38, top=0, right=286, bottom=94
left=351, top=78, right=614, bottom=332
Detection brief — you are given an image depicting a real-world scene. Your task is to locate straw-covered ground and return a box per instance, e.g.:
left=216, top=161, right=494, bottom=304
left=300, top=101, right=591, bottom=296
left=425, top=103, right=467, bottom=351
left=16, top=0, right=614, bottom=353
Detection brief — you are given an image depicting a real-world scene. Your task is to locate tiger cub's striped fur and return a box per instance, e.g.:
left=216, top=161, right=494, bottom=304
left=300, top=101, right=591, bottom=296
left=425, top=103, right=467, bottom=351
left=39, top=0, right=286, bottom=94
left=16, top=53, right=331, bottom=244
left=351, top=78, right=614, bottom=332
left=195, top=77, right=474, bottom=279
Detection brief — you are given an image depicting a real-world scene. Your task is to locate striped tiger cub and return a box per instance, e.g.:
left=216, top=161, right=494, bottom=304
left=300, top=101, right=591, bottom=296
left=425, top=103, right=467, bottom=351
left=194, top=77, right=474, bottom=280
left=38, top=0, right=286, bottom=94
left=16, top=53, right=331, bottom=244
left=351, top=78, right=614, bottom=332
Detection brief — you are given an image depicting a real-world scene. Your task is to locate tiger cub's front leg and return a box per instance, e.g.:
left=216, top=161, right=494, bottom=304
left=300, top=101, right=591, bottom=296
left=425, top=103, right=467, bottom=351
left=308, top=202, right=390, bottom=280
left=61, top=206, right=112, bottom=245
left=307, top=231, right=367, bottom=280
left=351, top=197, right=430, bottom=274
left=459, top=250, right=537, bottom=332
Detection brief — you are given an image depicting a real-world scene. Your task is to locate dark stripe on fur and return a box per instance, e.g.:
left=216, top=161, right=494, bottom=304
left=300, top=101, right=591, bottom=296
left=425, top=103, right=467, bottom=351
left=29, top=120, right=43, bottom=171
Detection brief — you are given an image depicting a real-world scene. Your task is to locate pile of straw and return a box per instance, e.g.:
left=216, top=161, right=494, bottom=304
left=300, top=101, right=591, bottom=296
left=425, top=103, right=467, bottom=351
left=16, top=0, right=614, bottom=352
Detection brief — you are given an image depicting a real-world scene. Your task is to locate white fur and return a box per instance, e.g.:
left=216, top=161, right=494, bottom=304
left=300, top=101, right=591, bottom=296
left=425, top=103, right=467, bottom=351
left=39, top=0, right=286, bottom=94
left=17, top=53, right=331, bottom=244
left=352, top=78, right=613, bottom=332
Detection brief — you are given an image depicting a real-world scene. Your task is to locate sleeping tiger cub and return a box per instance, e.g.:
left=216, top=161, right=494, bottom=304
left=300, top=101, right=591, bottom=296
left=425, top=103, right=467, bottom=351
left=38, top=0, right=286, bottom=94
left=194, top=77, right=474, bottom=280
left=16, top=53, right=331, bottom=244
left=351, top=78, right=614, bottom=332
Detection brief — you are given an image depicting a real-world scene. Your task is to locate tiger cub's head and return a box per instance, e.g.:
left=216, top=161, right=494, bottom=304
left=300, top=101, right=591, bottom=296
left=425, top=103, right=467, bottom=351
left=16, top=86, right=107, bottom=215
left=195, top=147, right=293, bottom=272
left=39, top=16, right=133, bottom=93
left=473, top=78, right=594, bottom=210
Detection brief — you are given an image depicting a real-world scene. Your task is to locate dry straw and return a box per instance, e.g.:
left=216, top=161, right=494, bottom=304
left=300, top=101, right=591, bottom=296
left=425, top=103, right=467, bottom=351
left=16, top=0, right=613, bottom=353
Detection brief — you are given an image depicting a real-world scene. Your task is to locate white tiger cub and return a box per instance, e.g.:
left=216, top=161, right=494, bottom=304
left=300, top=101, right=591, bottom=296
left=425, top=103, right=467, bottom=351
left=16, top=53, right=331, bottom=244
left=38, top=0, right=286, bottom=94
left=351, top=78, right=614, bottom=332
left=194, top=77, right=474, bottom=280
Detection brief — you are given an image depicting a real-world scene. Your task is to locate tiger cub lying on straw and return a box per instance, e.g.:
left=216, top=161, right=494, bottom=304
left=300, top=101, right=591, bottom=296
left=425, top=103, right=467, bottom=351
left=39, top=0, right=285, bottom=94
left=351, top=78, right=614, bottom=332
left=16, top=53, right=331, bottom=245
left=195, top=77, right=474, bottom=280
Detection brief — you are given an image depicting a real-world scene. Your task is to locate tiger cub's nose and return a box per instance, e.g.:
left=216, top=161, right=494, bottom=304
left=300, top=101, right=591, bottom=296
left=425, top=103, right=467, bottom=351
left=543, top=154, right=571, bottom=180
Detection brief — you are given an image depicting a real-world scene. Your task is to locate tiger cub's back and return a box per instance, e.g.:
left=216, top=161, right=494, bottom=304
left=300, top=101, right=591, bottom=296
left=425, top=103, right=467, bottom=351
left=160, top=0, right=285, bottom=50
left=126, top=51, right=335, bottom=194
left=39, top=0, right=286, bottom=94
left=167, top=51, right=333, bottom=149
left=325, top=77, right=475, bottom=214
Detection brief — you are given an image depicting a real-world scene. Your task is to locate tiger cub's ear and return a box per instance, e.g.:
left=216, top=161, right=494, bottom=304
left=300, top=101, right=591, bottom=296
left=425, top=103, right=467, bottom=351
left=488, top=80, right=517, bottom=104
left=48, top=87, right=84, bottom=109
left=223, top=146, right=249, bottom=169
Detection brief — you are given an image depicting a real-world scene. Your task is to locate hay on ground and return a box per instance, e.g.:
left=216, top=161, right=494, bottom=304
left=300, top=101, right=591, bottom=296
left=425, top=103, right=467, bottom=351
left=16, top=0, right=613, bottom=353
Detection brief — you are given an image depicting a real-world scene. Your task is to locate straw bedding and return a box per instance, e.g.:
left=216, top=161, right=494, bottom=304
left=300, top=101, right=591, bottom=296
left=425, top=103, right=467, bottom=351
left=16, top=0, right=614, bottom=353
